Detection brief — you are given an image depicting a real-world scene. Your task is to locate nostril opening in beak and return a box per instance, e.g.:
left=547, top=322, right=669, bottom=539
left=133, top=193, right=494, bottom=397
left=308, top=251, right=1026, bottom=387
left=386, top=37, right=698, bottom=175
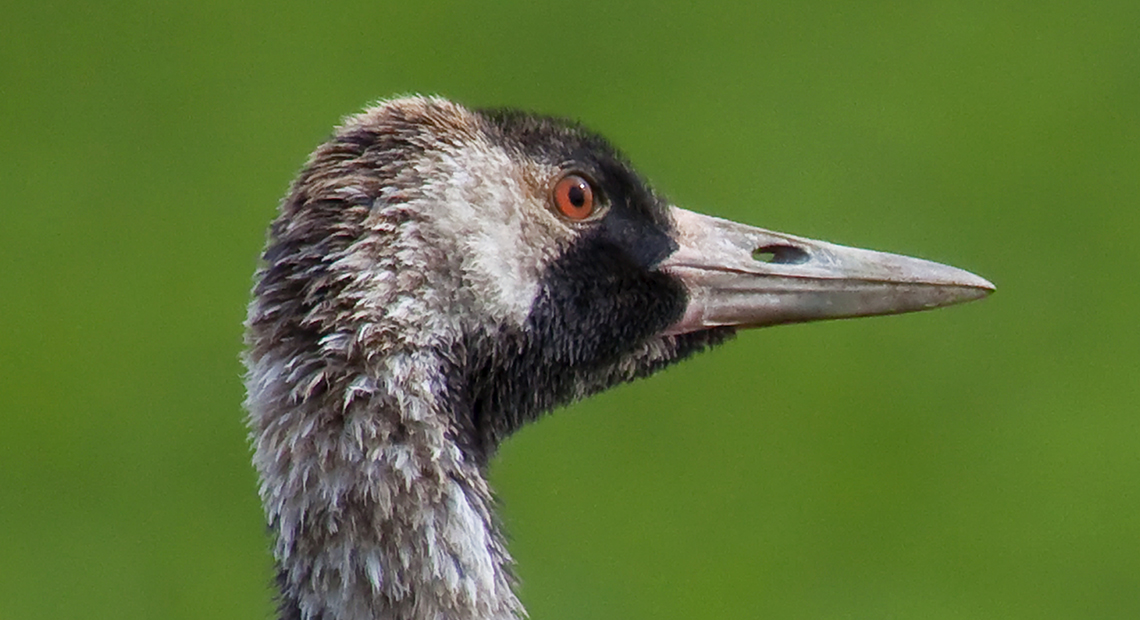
left=752, top=245, right=810, bottom=265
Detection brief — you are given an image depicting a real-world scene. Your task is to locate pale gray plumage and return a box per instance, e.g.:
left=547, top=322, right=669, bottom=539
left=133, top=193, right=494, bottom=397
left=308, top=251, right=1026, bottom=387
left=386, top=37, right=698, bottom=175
left=243, top=96, right=992, bottom=620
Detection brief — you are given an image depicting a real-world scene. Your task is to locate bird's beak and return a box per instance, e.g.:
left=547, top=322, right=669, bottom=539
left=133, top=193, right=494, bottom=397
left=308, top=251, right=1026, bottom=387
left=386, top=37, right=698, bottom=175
left=660, top=207, right=995, bottom=335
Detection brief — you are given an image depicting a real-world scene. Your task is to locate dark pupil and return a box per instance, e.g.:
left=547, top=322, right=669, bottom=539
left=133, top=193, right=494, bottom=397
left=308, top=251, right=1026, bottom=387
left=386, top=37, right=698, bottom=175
left=567, top=182, right=586, bottom=207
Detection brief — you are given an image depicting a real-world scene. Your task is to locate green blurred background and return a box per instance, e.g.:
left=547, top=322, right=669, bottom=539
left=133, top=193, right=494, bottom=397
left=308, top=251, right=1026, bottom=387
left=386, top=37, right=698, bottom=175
left=3, top=1, right=1138, bottom=618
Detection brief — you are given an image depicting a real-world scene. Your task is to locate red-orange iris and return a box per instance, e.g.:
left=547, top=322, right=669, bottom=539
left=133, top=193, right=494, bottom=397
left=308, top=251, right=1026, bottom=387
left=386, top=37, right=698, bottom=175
left=552, top=174, right=595, bottom=220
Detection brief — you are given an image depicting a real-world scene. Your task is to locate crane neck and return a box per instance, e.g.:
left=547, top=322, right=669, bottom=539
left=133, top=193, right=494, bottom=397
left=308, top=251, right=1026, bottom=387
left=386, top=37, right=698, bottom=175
left=246, top=343, right=523, bottom=620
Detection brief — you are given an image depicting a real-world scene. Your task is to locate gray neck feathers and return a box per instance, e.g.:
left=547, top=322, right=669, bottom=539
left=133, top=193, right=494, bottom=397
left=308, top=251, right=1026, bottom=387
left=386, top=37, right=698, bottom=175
left=246, top=341, right=521, bottom=620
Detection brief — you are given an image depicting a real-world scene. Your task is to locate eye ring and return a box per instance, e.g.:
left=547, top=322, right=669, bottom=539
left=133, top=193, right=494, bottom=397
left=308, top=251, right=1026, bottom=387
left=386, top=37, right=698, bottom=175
left=552, top=173, right=597, bottom=221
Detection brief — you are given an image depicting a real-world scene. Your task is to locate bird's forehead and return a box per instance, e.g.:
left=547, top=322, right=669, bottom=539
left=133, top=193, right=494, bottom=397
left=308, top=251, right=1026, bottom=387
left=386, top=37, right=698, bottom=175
left=477, top=109, right=616, bottom=164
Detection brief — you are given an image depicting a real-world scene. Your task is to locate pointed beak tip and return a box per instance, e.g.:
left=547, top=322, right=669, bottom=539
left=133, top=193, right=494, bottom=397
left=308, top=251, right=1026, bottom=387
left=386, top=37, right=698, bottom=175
left=954, top=270, right=996, bottom=298
left=910, top=267, right=995, bottom=310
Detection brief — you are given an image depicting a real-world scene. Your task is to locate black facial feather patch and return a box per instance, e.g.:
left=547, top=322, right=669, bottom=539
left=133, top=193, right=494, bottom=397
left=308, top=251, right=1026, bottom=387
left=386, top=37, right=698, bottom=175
left=449, top=225, right=730, bottom=462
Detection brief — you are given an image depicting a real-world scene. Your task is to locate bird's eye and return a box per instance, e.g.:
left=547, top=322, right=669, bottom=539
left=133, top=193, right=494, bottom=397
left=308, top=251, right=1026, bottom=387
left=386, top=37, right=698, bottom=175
left=552, top=174, right=596, bottom=221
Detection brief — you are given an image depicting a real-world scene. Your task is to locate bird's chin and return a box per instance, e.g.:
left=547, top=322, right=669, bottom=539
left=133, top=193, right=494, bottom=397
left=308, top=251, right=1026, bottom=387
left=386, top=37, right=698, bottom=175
left=661, top=302, right=714, bottom=337
left=658, top=325, right=736, bottom=352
